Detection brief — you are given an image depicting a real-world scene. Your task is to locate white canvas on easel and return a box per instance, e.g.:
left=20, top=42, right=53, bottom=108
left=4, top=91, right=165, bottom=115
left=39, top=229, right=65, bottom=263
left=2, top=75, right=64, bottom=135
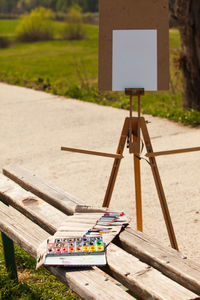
left=112, top=30, right=157, bottom=91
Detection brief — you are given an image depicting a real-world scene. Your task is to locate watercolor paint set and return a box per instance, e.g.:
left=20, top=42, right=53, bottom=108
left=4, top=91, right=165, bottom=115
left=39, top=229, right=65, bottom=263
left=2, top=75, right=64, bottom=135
left=44, top=236, right=106, bottom=267
left=41, top=210, right=129, bottom=268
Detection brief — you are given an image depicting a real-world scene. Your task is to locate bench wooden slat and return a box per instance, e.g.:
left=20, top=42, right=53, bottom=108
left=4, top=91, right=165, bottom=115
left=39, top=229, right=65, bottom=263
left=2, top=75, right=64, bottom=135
left=0, top=176, right=103, bottom=236
left=3, top=166, right=84, bottom=215
left=119, top=227, right=200, bottom=295
left=0, top=175, right=66, bottom=234
left=0, top=202, right=48, bottom=258
left=49, top=266, right=132, bottom=300
left=0, top=202, right=134, bottom=300
left=107, top=243, right=198, bottom=300
left=1, top=177, right=198, bottom=299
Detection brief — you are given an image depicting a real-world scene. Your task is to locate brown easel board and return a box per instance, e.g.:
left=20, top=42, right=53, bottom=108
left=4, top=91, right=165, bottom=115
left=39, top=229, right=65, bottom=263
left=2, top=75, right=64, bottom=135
left=98, top=0, right=169, bottom=91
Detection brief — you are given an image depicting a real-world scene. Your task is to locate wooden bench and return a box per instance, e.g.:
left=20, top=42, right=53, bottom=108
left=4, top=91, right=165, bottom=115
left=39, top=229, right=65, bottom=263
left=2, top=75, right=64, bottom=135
left=0, top=166, right=200, bottom=300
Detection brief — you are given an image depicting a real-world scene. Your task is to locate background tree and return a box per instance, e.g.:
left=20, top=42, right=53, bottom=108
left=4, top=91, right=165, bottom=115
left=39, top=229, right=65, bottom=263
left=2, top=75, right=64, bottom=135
left=176, top=0, right=200, bottom=110
left=80, top=0, right=98, bottom=12
left=169, top=0, right=177, bottom=27
left=2, top=0, right=99, bottom=14
left=56, top=0, right=68, bottom=12
left=0, top=0, right=18, bottom=13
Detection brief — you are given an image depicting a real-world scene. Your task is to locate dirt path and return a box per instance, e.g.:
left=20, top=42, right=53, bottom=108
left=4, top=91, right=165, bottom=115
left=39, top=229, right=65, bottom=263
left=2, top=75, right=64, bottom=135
left=1, top=82, right=200, bottom=262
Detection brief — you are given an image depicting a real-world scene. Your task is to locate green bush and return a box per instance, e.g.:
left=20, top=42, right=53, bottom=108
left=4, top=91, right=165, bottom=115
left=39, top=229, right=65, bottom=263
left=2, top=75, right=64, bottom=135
left=16, top=7, right=54, bottom=42
left=0, top=36, right=10, bottom=48
left=62, top=4, right=87, bottom=40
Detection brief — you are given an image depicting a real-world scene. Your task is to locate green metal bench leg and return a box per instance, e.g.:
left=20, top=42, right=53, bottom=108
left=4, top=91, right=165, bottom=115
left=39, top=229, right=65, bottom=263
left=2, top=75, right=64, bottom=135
left=1, top=197, right=18, bottom=280
left=1, top=232, right=18, bottom=280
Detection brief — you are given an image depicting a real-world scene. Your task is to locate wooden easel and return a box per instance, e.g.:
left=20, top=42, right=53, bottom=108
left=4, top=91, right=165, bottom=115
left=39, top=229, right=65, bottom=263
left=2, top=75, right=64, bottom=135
left=102, top=88, right=180, bottom=250
left=61, top=88, right=200, bottom=251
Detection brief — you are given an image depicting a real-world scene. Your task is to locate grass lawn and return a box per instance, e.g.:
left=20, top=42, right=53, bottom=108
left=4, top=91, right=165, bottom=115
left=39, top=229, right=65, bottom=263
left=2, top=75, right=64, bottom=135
left=0, top=19, right=19, bottom=36
left=0, top=19, right=200, bottom=125
left=0, top=21, right=98, bottom=96
left=0, top=236, right=80, bottom=299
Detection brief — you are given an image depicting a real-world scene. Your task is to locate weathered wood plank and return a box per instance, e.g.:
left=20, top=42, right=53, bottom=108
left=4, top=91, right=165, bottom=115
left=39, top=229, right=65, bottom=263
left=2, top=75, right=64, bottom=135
left=119, top=227, right=200, bottom=295
left=1, top=180, right=198, bottom=300
left=3, top=165, right=84, bottom=215
left=49, top=266, right=132, bottom=300
left=2, top=166, right=128, bottom=215
left=107, top=243, right=198, bottom=300
left=0, top=202, right=48, bottom=258
left=0, top=177, right=104, bottom=236
left=0, top=202, right=135, bottom=300
left=0, top=175, right=67, bottom=234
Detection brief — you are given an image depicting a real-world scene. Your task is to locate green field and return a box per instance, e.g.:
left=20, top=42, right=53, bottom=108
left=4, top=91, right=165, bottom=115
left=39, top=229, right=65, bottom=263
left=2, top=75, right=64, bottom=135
left=0, top=19, right=200, bottom=125
left=0, top=19, right=19, bottom=36
left=0, top=19, right=200, bottom=127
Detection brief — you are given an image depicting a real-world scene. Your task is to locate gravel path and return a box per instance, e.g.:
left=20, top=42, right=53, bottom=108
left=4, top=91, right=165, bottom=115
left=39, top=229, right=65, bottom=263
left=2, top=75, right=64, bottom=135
left=1, top=82, right=200, bottom=262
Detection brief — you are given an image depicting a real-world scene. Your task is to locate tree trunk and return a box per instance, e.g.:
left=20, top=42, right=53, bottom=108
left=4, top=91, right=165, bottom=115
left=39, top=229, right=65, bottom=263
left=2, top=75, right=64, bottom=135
left=176, top=0, right=200, bottom=110
left=169, top=0, right=177, bottom=28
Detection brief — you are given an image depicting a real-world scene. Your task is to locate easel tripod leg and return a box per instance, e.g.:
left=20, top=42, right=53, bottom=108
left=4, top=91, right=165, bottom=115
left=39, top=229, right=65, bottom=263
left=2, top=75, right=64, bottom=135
left=133, top=154, right=143, bottom=231
left=103, top=119, right=129, bottom=207
left=141, top=118, right=178, bottom=250
left=133, top=95, right=143, bottom=232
